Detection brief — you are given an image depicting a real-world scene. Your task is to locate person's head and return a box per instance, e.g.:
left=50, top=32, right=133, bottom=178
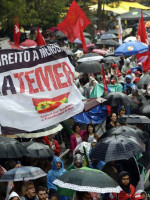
left=118, top=171, right=130, bottom=187
left=126, top=69, right=132, bottom=75
left=47, top=134, right=54, bottom=140
left=76, top=192, right=93, bottom=200
left=73, top=154, right=83, bottom=168
left=110, top=113, right=117, bottom=123
left=111, top=79, right=116, bottom=85
left=49, top=192, right=58, bottom=200
left=52, top=156, right=64, bottom=171
left=72, top=123, right=81, bottom=133
left=125, top=75, right=132, bottom=84
left=9, top=192, right=20, bottom=200
left=24, top=181, right=36, bottom=198
left=140, top=191, right=147, bottom=200
left=87, top=124, right=95, bottom=134
left=119, top=107, right=126, bottom=117
left=37, top=186, right=47, bottom=200
left=135, top=70, right=142, bottom=77
left=132, top=88, right=138, bottom=96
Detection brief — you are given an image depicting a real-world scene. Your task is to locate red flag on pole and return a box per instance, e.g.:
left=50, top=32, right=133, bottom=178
left=57, top=0, right=90, bottom=43
left=136, top=11, right=149, bottom=63
left=36, top=27, right=46, bottom=46
left=79, top=20, right=87, bottom=53
left=13, top=16, right=21, bottom=46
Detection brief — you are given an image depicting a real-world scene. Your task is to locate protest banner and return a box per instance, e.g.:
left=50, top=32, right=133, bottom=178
left=0, top=44, right=83, bottom=131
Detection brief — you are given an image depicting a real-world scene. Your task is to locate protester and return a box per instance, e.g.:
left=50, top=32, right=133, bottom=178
left=106, top=113, right=117, bottom=130
left=110, top=171, right=136, bottom=200
left=37, top=186, right=48, bottom=200
left=68, top=154, right=83, bottom=171
left=9, top=192, right=20, bottom=200
left=21, top=181, right=38, bottom=200
left=123, top=75, right=137, bottom=95
left=83, top=124, right=99, bottom=143
left=70, top=123, right=86, bottom=153
left=44, top=135, right=61, bottom=156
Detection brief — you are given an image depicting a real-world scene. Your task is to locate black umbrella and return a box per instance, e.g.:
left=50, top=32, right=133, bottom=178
left=137, top=75, right=150, bottom=87
left=101, top=125, right=148, bottom=142
left=77, top=53, right=103, bottom=62
left=53, top=167, right=120, bottom=193
left=0, top=136, right=28, bottom=158
left=104, top=56, right=121, bottom=63
left=83, top=97, right=107, bottom=112
left=22, top=142, right=54, bottom=158
left=104, top=52, right=118, bottom=57
left=104, top=40, right=119, bottom=47
left=55, top=31, right=66, bottom=38
left=77, top=61, right=102, bottom=73
left=91, top=135, right=144, bottom=162
left=101, top=34, right=117, bottom=40
left=120, top=115, right=150, bottom=124
left=105, top=30, right=119, bottom=35
left=141, top=100, right=150, bottom=116
left=104, top=92, right=134, bottom=107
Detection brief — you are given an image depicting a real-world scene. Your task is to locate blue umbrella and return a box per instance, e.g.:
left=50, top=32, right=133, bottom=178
left=0, top=166, right=46, bottom=182
left=114, top=41, right=148, bottom=56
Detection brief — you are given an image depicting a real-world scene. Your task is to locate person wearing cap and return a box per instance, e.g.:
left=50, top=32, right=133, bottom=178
left=126, top=69, right=135, bottom=80
left=110, top=79, right=116, bottom=85
left=133, top=77, right=140, bottom=85
left=117, top=73, right=124, bottom=85
left=121, top=58, right=132, bottom=75
left=9, top=192, right=20, bottom=200
left=111, top=64, right=119, bottom=77
left=110, top=171, right=136, bottom=200
left=123, top=75, right=137, bottom=95
left=132, top=194, right=143, bottom=200
left=68, top=153, right=84, bottom=171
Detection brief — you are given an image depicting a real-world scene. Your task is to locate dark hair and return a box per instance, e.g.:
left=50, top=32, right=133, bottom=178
left=37, top=186, right=47, bottom=193
left=110, top=113, right=117, bottom=118
left=48, top=189, right=58, bottom=199
left=72, top=123, right=80, bottom=132
left=76, top=192, right=91, bottom=200
left=24, top=181, right=34, bottom=190
left=119, top=107, right=126, bottom=113
left=87, top=124, right=95, bottom=134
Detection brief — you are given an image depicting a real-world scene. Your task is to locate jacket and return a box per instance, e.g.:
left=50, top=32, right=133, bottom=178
left=47, top=156, right=66, bottom=190
left=70, top=130, right=86, bottom=153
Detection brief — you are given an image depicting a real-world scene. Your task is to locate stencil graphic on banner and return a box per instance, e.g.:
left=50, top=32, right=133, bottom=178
left=0, top=44, right=84, bottom=131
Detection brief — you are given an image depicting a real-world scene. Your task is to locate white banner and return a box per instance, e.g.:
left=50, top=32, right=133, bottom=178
left=0, top=44, right=83, bottom=131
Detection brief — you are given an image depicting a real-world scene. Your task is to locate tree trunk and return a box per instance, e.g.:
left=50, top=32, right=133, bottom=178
left=97, top=0, right=102, bottom=29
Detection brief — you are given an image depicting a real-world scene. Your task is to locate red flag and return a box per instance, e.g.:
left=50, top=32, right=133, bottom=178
left=102, top=65, right=108, bottom=94
left=36, top=27, right=46, bottom=46
left=13, top=16, right=21, bottom=46
left=57, top=1, right=90, bottom=43
left=136, top=11, right=149, bottom=62
left=143, top=52, right=150, bottom=72
left=79, top=20, right=87, bottom=53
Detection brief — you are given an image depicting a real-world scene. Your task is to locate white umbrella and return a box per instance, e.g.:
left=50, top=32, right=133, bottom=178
left=124, top=36, right=136, bottom=43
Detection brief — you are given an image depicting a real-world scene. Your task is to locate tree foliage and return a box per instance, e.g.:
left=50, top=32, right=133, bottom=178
left=0, top=0, right=66, bottom=34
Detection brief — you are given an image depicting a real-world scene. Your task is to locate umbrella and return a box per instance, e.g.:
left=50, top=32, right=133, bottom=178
left=141, top=100, right=150, bottom=116
left=77, top=53, right=103, bottom=62
left=47, top=27, right=58, bottom=32
left=120, top=9, right=150, bottom=20
left=77, top=61, right=102, bottom=73
left=137, top=75, right=150, bottom=87
left=74, top=38, right=91, bottom=45
left=103, top=56, right=121, bottom=63
left=91, top=135, right=144, bottom=162
left=92, top=49, right=108, bottom=56
left=20, top=39, right=37, bottom=48
left=124, top=36, right=136, bottom=43
left=105, top=30, right=118, bottom=35
left=53, top=167, right=121, bottom=194
left=61, top=47, right=74, bottom=56
left=101, top=126, right=148, bottom=142
left=103, top=92, right=134, bottom=107
left=83, top=97, right=107, bottom=112
left=119, top=115, right=150, bottom=124
left=114, top=41, right=148, bottom=56
left=0, top=166, right=46, bottom=182
left=55, top=31, right=66, bottom=38
left=22, top=142, right=54, bottom=158
left=0, top=136, right=28, bottom=158
left=2, top=124, right=62, bottom=138
left=100, top=34, right=117, bottom=40
left=83, top=32, right=91, bottom=37
left=73, top=142, right=91, bottom=156
left=87, top=44, right=95, bottom=48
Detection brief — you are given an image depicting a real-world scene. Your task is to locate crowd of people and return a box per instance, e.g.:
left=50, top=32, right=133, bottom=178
left=0, top=17, right=150, bottom=200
